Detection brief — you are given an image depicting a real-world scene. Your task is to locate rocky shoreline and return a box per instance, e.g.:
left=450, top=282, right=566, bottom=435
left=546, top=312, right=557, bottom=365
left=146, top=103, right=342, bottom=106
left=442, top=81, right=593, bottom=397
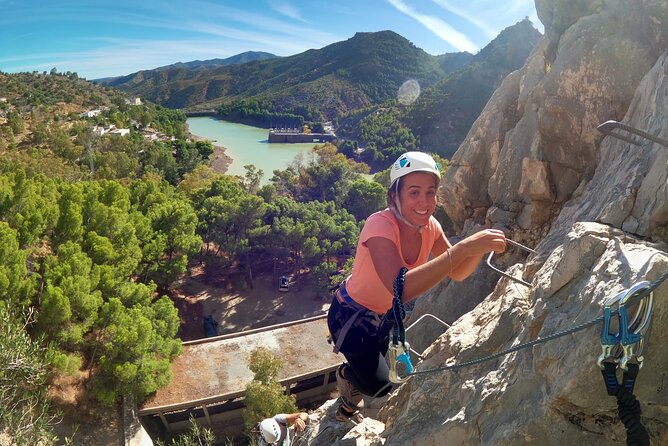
left=187, top=127, right=232, bottom=175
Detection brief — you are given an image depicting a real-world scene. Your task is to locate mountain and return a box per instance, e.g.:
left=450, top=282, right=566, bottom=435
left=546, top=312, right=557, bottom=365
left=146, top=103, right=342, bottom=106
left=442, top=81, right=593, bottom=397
left=100, top=31, right=452, bottom=117
left=435, top=51, right=474, bottom=74
left=408, top=18, right=541, bottom=157
left=335, top=19, right=541, bottom=161
left=95, top=51, right=277, bottom=85
left=153, top=51, right=278, bottom=71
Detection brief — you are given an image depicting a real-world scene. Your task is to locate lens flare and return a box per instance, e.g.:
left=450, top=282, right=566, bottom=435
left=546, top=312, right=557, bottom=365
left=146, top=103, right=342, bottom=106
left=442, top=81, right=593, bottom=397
left=397, top=79, right=420, bottom=105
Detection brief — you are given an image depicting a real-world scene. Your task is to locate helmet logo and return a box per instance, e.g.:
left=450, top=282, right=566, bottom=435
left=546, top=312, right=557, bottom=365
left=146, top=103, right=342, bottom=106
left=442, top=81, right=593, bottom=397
left=399, top=157, right=409, bottom=168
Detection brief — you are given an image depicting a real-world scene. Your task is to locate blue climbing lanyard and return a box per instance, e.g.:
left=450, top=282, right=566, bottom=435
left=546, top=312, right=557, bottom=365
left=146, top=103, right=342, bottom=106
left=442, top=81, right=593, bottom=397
left=388, top=267, right=414, bottom=384
left=598, top=281, right=654, bottom=446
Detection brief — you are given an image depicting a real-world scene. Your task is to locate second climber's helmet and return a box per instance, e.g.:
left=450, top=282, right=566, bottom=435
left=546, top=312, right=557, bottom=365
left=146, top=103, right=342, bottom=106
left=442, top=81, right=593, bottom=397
left=389, top=151, right=440, bottom=187
left=259, top=418, right=281, bottom=444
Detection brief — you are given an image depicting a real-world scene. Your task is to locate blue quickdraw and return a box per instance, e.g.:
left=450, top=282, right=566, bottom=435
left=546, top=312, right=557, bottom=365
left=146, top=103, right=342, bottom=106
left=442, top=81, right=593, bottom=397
left=597, top=281, right=654, bottom=446
left=388, top=267, right=413, bottom=384
left=597, top=281, right=653, bottom=372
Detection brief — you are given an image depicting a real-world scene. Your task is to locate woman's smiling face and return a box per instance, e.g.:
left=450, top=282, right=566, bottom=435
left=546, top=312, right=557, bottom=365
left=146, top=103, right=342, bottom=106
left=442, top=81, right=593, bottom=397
left=396, top=171, right=438, bottom=226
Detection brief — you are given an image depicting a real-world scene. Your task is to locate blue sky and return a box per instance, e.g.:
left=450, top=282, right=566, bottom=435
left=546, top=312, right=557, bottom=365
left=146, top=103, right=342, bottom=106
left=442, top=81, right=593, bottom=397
left=0, top=0, right=541, bottom=80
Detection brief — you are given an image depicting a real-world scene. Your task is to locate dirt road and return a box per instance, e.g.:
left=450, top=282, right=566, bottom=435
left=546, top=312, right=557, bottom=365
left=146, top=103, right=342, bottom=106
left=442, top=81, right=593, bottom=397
left=172, top=266, right=332, bottom=341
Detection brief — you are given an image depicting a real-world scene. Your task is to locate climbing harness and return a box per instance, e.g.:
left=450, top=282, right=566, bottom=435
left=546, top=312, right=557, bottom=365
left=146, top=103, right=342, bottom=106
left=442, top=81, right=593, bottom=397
left=598, top=281, right=654, bottom=446
left=597, top=120, right=668, bottom=147
left=388, top=267, right=413, bottom=383
left=331, top=284, right=383, bottom=354
left=484, top=238, right=536, bottom=287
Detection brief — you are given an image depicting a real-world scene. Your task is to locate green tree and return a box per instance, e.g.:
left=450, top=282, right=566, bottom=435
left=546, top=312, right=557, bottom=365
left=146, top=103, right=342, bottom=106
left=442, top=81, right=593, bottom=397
left=0, top=222, right=36, bottom=306
left=141, top=143, right=179, bottom=185
left=81, top=180, right=142, bottom=294
left=7, top=110, right=24, bottom=134
left=93, top=292, right=181, bottom=406
left=53, top=182, right=85, bottom=245
left=3, top=170, right=60, bottom=248
left=243, top=347, right=297, bottom=434
left=39, top=241, right=103, bottom=349
left=156, top=416, right=215, bottom=446
left=292, top=143, right=368, bottom=205
left=241, top=164, right=264, bottom=195
left=0, top=306, right=58, bottom=445
left=177, top=164, right=221, bottom=196
left=143, top=199, right=202, bottom=289
left=343, top=178, right=387, bottom=221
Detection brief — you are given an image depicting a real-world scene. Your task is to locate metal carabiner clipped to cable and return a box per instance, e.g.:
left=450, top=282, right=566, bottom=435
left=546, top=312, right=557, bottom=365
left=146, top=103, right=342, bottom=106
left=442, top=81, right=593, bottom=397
left=597, top=288, right=627, bottom=369
left=618, top=281, right=654, bottom=370
left=485, top=239, right=536, bottom=287
left=596, top=281, right=654, bottom=370
left=388, top=340, right=413, bottom=384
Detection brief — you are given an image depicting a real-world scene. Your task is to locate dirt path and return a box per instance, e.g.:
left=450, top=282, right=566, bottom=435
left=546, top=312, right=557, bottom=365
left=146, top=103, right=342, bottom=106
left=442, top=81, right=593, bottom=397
left=172, top=266, right=332, bottom=341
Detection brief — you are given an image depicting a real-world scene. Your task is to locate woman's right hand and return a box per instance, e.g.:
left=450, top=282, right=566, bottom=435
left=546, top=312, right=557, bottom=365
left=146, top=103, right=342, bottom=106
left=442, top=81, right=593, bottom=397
left=461, top=229, right=507, bottom=256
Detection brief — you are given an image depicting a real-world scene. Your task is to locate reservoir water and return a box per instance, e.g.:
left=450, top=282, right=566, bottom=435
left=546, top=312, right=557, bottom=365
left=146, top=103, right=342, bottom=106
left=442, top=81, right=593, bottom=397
left=187, top=117, right=319, bottom=179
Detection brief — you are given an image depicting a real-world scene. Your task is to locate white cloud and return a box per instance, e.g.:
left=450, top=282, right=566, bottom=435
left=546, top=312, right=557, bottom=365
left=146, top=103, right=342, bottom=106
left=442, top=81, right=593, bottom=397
left=267, top=0, right=307, bottom=22
left=386, top=0, right=478, bottom=53
left=430, top=0, right=496, bottom=39
left=3, top=38, right=289, bottom=78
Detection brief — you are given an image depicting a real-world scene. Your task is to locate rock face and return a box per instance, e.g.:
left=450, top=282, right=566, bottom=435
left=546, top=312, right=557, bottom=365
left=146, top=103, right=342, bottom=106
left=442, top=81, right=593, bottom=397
left=442, top=0, right=668, bottom=236
left=382, top=223, right=668, bottom=445
left=312, top=1, right=668, bottom=444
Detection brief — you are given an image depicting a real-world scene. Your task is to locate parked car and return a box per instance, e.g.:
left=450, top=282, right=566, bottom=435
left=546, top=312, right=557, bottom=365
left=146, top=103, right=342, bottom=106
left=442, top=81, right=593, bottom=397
left=278, top=275, right=290, bottom=292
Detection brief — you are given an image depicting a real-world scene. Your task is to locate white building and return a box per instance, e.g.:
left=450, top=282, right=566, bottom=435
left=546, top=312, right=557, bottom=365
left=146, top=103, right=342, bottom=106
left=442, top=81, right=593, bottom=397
left=109, top=128, right=130, bottom=136
left=80, top=109, right=102, bottom=118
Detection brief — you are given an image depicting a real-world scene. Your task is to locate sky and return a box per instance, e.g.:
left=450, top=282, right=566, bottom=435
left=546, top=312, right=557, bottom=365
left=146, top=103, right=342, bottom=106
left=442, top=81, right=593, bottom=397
left=0, top=0, right=541, bottom=80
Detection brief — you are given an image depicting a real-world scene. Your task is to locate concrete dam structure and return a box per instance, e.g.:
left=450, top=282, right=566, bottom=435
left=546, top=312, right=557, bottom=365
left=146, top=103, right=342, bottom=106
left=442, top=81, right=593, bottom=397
left=268, top=130, right=336, bottom=143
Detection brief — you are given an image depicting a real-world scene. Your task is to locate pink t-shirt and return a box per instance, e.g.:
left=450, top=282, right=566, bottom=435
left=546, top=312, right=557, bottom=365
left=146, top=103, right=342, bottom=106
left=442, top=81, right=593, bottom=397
left=344, top=209, right=444, bottom=314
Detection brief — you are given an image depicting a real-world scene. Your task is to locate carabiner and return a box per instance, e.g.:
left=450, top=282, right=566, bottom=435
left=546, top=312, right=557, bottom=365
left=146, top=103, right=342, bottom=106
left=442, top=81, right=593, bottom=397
left=597, top=289, right=627, bottom=369
left=618, top=281, right=653, bottom=370
left=388, top=341, right=413, bottom=384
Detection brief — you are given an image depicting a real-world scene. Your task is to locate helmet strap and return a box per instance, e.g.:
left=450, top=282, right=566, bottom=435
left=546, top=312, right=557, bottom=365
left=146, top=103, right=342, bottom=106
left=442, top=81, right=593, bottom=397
left=391, top=181, right=425, bottom=233
left=390, top=206, right=425, bottom=233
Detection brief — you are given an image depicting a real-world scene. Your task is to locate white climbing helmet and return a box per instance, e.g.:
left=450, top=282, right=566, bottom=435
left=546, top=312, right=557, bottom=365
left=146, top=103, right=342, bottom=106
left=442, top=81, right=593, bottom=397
left=389, top=151, right=440, bottom=187
left=259, top=418, right=281, bottom=443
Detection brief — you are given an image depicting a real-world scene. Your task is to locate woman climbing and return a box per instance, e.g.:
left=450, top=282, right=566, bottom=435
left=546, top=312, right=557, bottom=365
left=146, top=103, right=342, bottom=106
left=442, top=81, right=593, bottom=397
left=327, top=151, right=507, bottom=422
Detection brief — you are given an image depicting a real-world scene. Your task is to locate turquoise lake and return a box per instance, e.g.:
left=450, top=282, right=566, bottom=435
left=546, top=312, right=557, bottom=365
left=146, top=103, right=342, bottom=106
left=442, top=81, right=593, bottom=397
left=187, top=117, right=319, bottom=180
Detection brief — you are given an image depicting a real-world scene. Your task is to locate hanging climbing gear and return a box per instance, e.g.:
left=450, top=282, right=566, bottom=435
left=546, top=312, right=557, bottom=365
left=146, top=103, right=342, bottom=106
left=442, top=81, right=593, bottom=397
left=597, top=120, right=668, bottom=147
left=484, top=238, right=536, bottom=287
left=388, top=267, right=413, bottom=383
left=598, top=281, right=654, bottom=446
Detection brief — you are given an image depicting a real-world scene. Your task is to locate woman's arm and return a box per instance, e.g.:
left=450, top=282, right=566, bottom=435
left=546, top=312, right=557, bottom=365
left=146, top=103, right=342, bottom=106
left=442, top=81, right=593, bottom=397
left=284, top=412, right=308, bottom=431
left=431, top=233, right=484, bottom=282
left=367, top=228, right=506, bottom=301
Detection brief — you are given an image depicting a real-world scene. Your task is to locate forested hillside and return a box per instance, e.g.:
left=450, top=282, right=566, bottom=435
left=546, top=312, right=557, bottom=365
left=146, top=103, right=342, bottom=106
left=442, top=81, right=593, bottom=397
left=101, top=22, right=539, bottom=167
left=335, top=19, right=541, bottom=166
left=0, top=72, right=401, bottom=444
left=408, top=18, right=541, bottom=156
left=95, top=51, right=277, bottom=86
left=100, top=30, right=454, bottom=118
